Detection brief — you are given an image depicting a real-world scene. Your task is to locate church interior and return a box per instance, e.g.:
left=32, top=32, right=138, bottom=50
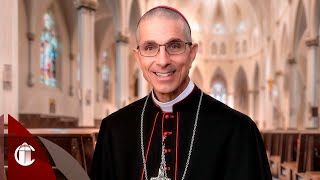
left=0, top=0, right=320, bottom=179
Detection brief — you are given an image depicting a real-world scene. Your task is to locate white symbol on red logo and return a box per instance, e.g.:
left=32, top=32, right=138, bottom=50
left=14, top=142, right=35, bottom=166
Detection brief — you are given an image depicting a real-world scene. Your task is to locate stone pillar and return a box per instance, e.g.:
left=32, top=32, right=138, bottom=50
left=275, top=71, right=285, bottom=129
left=138, top=69, right=148, bottom=98
left=265, top=79, right=273, bottom=129
left=0, top=0, right=18, bottom=123
left=287, top=57, right=299, bottom=129
left=259, top=86, right=266, bottom=129
left=69, top=53, right=74, bottom=96
left=115, top=32, right=129, bottom=109
left=248, top=89, right=255, bottom=119
left=305, top=37, right=319, bottom=128
left=252, top=90, right=259, bottom=124
left=27, top=32, right=35, bottom=87
left=227, top=92, right=234, bottom=109
left=75, top=0, right=98, bottom=127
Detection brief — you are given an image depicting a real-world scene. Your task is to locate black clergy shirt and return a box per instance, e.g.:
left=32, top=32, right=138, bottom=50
left=90, top=86, right=272, bottom=180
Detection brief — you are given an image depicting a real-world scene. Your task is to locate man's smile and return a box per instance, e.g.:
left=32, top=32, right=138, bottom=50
left=154, top=71, right=175, bottom=77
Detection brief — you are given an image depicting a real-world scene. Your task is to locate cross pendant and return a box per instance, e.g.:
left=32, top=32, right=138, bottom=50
left=151, top=135, right=171, bottom=180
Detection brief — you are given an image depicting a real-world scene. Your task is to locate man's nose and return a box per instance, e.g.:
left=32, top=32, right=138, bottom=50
left=156, top=46, right=170, bottom=67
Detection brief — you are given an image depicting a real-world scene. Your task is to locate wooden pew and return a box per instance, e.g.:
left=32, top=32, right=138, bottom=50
left=262, top=131, right=273, bottom=158
left=295, top=131, right=320, bottom=180
left=278, top=131, right=300, bottom=180
left=268, top=131, right=282, bottom=177
left=4, top=128, right=98, bottom=179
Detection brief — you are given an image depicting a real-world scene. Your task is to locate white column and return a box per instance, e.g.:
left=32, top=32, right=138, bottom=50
left=138, top=69, right=148, bottom=98
left=305, top=37, right=319, bottom=128
left=227, top=92, right=234, bottom=109
left=0, top=0, right=18, bottom=123
left=275, top=72, right=285, bottom=129
left=287, top=57, right=298, bottom=129
left=76, top=0, right=97, bottom=127
left=69, top=53, right=75, bottom=96
left=115, top=32, right=129, bottom=109
left=27, top=32, right=35, bottom=87
left=265, top=80, right=273, bottom=129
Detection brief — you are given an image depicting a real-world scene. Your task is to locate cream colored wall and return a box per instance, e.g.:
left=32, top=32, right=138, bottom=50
left=0, top=0, right=19, bottom=122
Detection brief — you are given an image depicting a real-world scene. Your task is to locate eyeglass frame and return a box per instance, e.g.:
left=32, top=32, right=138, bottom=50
left=136, top=41, right=193, bottom=57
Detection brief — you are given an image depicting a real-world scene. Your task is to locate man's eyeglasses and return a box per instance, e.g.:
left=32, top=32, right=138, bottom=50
left=137, top=41, right=192, bottom=57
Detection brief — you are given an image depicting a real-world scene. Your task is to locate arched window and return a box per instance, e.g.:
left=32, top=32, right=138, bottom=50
left=236, top=21, right=247, bottom=33
left=211, top=42, right=217, bottom=55
left=102, top=51, right=110, bottom=100
left=210, top=81, right=227, bottom=104
left=235, top=41, right=240, bottom=54
left=220, top=42, right=226, bottom=55
left=242, top=40, right=247, bottom=53
left=213, top=22, right=225, bottom=35
left=40, top=12, right=58, bottom=87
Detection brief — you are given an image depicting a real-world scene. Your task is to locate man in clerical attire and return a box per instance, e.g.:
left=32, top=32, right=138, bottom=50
left=91, top=6, right=272, bottom=180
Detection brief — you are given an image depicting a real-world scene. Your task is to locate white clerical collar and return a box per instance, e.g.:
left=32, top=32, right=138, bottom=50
left=152, top=80, right=195, bottom=112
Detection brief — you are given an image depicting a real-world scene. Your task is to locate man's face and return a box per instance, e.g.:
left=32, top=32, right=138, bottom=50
left=134, top=17, right=198, bottom=102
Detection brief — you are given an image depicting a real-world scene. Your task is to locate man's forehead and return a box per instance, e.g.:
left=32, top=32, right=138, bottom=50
left=141, top=38, right=185, bottom=44
left=137, top=17, right=186, bottom=43
left=137, top=6, right=191, bottom=33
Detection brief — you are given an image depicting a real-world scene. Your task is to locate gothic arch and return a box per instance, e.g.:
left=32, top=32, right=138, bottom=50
left=211, top=67, right=227, bottom=90
left=129, top=0, right=141, bottom=36
left=234, top=66, right=248, bottom=114
left=308, top=0, right=320, bottom=37
left=105, top=0, right=121, bottom=32
left=210, top=67, right=228, bottom=104
left=292, top=0, right=307, bottom=53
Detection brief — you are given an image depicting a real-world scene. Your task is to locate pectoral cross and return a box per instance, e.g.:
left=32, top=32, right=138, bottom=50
left=150, top=136, right=171, bottom=180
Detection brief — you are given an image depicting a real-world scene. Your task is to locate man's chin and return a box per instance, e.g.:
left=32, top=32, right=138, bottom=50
left=153, top=87, right=175, bottom=95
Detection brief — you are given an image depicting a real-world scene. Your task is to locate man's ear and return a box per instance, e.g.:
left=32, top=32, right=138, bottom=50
left=190, top=43, right=198, bottom=62
left=133, top=48, right=140, bottom=63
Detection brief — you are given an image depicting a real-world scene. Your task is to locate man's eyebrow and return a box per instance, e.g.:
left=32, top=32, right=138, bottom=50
left=166, top=38, right=184, bottom=43
left=140, top=40, right=157, bottom=44
left=140, top=38, right=185, bottom=45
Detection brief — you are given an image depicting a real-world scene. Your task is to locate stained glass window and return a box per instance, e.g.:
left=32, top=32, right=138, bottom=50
left=236, top=21, right=247, bottom=33
left=102, top=51, right=110, bottom=100
left=213, top=22, right=225, bottom=35
left=210, top=81, right=226, bottom=104
left=40, top=12, right=58, bottom=87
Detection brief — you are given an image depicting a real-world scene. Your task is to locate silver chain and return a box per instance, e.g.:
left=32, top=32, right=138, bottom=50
left=140, top=91, right=203, bottom=180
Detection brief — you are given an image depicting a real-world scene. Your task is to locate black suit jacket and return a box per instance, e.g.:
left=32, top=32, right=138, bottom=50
left=91, top=86, right=272, bottom=180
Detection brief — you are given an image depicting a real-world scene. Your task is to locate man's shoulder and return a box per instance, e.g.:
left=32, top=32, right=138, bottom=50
left=201, top=93, right=254, bottom=127
left=100, top=97, right=146, bottom=127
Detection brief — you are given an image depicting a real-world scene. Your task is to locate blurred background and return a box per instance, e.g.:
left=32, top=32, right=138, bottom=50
left=0, top=0, right=319, bottom=179
left=1, top=0, right=319, bottom=130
